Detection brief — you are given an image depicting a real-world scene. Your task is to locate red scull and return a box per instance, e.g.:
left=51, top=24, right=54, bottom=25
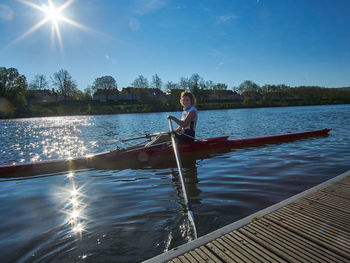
left=0, top=128, right=331, bottom=177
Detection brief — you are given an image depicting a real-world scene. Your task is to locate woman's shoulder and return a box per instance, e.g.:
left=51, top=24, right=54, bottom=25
left=189, top=106, right=198, bottom=112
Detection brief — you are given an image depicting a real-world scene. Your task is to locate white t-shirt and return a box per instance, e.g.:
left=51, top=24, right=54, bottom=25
left=181, top=106, right=198, bottom=131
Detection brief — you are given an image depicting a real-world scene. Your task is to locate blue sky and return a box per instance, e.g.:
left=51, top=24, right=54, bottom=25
left=0, top=0, right=349, bottom=90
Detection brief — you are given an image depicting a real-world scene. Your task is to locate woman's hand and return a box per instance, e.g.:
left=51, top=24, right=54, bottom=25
left=167, top=115, right=174, bottom=120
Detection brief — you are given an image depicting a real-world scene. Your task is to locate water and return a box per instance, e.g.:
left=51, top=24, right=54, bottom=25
left=0, top=104, right=349, bottom=262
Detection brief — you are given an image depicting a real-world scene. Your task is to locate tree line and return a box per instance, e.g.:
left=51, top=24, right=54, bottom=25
left=1, top=66, right=349, bottom=118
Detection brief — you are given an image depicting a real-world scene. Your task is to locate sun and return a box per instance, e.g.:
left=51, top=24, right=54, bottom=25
left=44, top=2, right=62, bottom=24
left=13, top=0, right=89, bottom=49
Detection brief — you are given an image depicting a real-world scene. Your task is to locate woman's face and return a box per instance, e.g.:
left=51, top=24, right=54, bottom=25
left=182, top=95, right=192, bottom=108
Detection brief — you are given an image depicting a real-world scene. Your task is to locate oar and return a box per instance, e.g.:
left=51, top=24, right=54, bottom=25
left=121, top=132, right=167, bottom=143
left=168, top=118, right=197, bottom=239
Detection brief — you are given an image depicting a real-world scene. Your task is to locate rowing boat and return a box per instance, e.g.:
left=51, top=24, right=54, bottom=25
left=0, top=128, right=331, bottom=178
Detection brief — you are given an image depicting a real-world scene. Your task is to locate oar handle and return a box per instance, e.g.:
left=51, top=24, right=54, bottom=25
left=168, top=118, right=174, bottom=132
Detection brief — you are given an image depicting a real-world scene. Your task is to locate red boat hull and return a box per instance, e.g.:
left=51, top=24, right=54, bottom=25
left=0, top=128, right=331, bottom=177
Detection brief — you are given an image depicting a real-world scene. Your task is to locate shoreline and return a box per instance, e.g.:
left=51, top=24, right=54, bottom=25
left=1, top=101, right=349, bottom=120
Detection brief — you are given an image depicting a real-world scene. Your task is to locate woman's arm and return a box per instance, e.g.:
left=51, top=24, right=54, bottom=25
left=169, top=111, right=196, bottom=128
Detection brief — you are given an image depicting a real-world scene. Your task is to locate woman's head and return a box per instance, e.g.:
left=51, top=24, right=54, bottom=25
left=180, top=91, right=196, bottom=108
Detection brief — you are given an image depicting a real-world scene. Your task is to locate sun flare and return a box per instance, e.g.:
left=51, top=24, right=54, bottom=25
left=44, top=2, right=62, bottom=24
left=14, top=0, right=90, bottom=49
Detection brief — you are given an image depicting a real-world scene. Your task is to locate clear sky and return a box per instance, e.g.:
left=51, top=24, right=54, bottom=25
left=1, top=0, right=350, bottom=90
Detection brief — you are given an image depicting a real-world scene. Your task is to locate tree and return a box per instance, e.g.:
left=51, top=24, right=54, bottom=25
left=91, top=75, right=118, bottom=94
left=132, top=75, right=149, bottom=89
left=0, top=67, right=27, bottom=95
left=0, top=67, right=28, bottom=115
left=238, top=80, right=262, bottom=100
left=213, top=83, right=228, bottom=90
left=52, top=69, right=78, bottom=99
left=179, top=77, right=189, bottom=90
left=151, top=74, right=163, bottom=90
left=189, top=74, right=201, bottom=91
left=165, top=81, right=178, bottom=92
left=202, top=80, right=214, bottom=90
left=29, top=74, right=49, bottom=90
left=83, top=86, right=93, bottom=100
left=188, top=73, right=202, bottom=100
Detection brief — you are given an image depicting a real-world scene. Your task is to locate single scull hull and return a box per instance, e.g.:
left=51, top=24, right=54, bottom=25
left=0, top=128, right=331, bottom=177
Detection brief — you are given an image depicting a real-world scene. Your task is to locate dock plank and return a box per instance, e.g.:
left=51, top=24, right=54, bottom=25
left=188, top=251, right=206, bottom=263
left=183, top=253, right=199, bottom=263
left=321, top=184, right=350, bottom=199
left=257, top=217, right=344, bottom=262
left=196, top=246, right=223, bottom=263
left=306, top=191, right=350, bottom=213
left=207, top=240, right=241, bottom=263
left=288, top=199, right=350, bottom=232
left=267, top=207, right=350, bottom=260
left=219, top=235, right=258, bottom=262
left=144, top=171, right=350, bottom=263
left=239, top=226, right=302, bottom=262
left=227, top=231, right=287, bottom=263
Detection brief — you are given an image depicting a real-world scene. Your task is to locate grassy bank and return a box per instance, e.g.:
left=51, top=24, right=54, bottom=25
left=1, top=99, right=349, bottom=119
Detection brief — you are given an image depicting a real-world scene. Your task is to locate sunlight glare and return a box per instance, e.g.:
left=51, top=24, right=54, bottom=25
left=70, top=197, right=79, bottom=207
left=72, top=223, right=83, bottom=233
left=71, top=189, right=78, bottom=197
left=67, top=172, right=74, bottom=179
left=44, top=2, right=62, bottom=23
left=70, top=209, right=80, bottom=220
left=12, top=0, right=91, bottom=49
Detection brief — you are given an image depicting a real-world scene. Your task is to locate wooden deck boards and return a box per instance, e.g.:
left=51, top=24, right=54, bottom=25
left=144, top=171, right=350, bottom=263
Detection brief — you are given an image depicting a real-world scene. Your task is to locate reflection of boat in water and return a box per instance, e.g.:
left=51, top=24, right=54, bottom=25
left=0, top=128, right=331, bottom=178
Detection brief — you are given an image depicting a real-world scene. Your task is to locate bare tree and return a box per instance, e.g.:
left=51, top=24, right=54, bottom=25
left=189, top=74, right=201, bottom=92
left=29, top=74, right=49, bottom=90
left=203, top=80, right=214, bottom=90
left=213, top=83, right=228, bottom=90
left=132, top=75, right=149, bottom=89
left=151, top=74, right=162, bottom=90
left=179, top=77, right=189, bottom=90
left=52, top=69, right=78, bottom=99
left=84, top=86, right=93, bottom=99
left=165, top=81, right=178, bottom=92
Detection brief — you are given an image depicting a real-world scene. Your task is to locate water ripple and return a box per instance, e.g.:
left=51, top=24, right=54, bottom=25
left=0, top=105, right=350, bottom=262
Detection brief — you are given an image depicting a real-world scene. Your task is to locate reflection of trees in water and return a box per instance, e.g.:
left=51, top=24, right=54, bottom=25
left=169, top=158, right=201, bottom=206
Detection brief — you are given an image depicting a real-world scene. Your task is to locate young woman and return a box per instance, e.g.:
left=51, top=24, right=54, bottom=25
left=146, top=91, right=198, bottom=146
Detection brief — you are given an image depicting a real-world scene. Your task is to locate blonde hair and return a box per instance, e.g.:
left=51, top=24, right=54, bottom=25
left=180, top=91, right=196, bottom=106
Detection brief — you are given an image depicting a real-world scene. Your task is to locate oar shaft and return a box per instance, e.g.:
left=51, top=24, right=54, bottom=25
left=168, top=119, right=197, bottom=238
left=169, top=124, right=190, bottom=207
left=121, top=132, right=165, bottom=142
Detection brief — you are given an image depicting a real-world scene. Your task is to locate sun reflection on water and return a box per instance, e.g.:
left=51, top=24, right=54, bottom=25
left=60, top=172, right=90, bottom=237
left=1, top=116, right=95, bottom=165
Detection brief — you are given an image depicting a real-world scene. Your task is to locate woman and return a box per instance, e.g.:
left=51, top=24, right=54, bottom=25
left=146, top=91, right=198, bottom=146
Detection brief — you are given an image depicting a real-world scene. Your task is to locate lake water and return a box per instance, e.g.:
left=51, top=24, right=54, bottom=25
left=0, top=104, right=349, bottom=262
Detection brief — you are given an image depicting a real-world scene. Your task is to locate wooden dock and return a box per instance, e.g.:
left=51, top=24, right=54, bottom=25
left=144, top=170, right=350, bottom=263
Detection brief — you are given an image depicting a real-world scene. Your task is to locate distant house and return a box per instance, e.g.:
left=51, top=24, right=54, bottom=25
left=93, top=88, right=120, bottom=102
left=241, top=91, right=262, bottom=101
left=119, top=87, right=139, bottom=100
left=165, top=88, right=185, bottom=96
left=145, top=88, right=166, bottom=100
left=27, top=89, right=63, bottom=103
left=119, top=87, right=166, bottom=101
left=207, top=90, right=243, bottom=101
